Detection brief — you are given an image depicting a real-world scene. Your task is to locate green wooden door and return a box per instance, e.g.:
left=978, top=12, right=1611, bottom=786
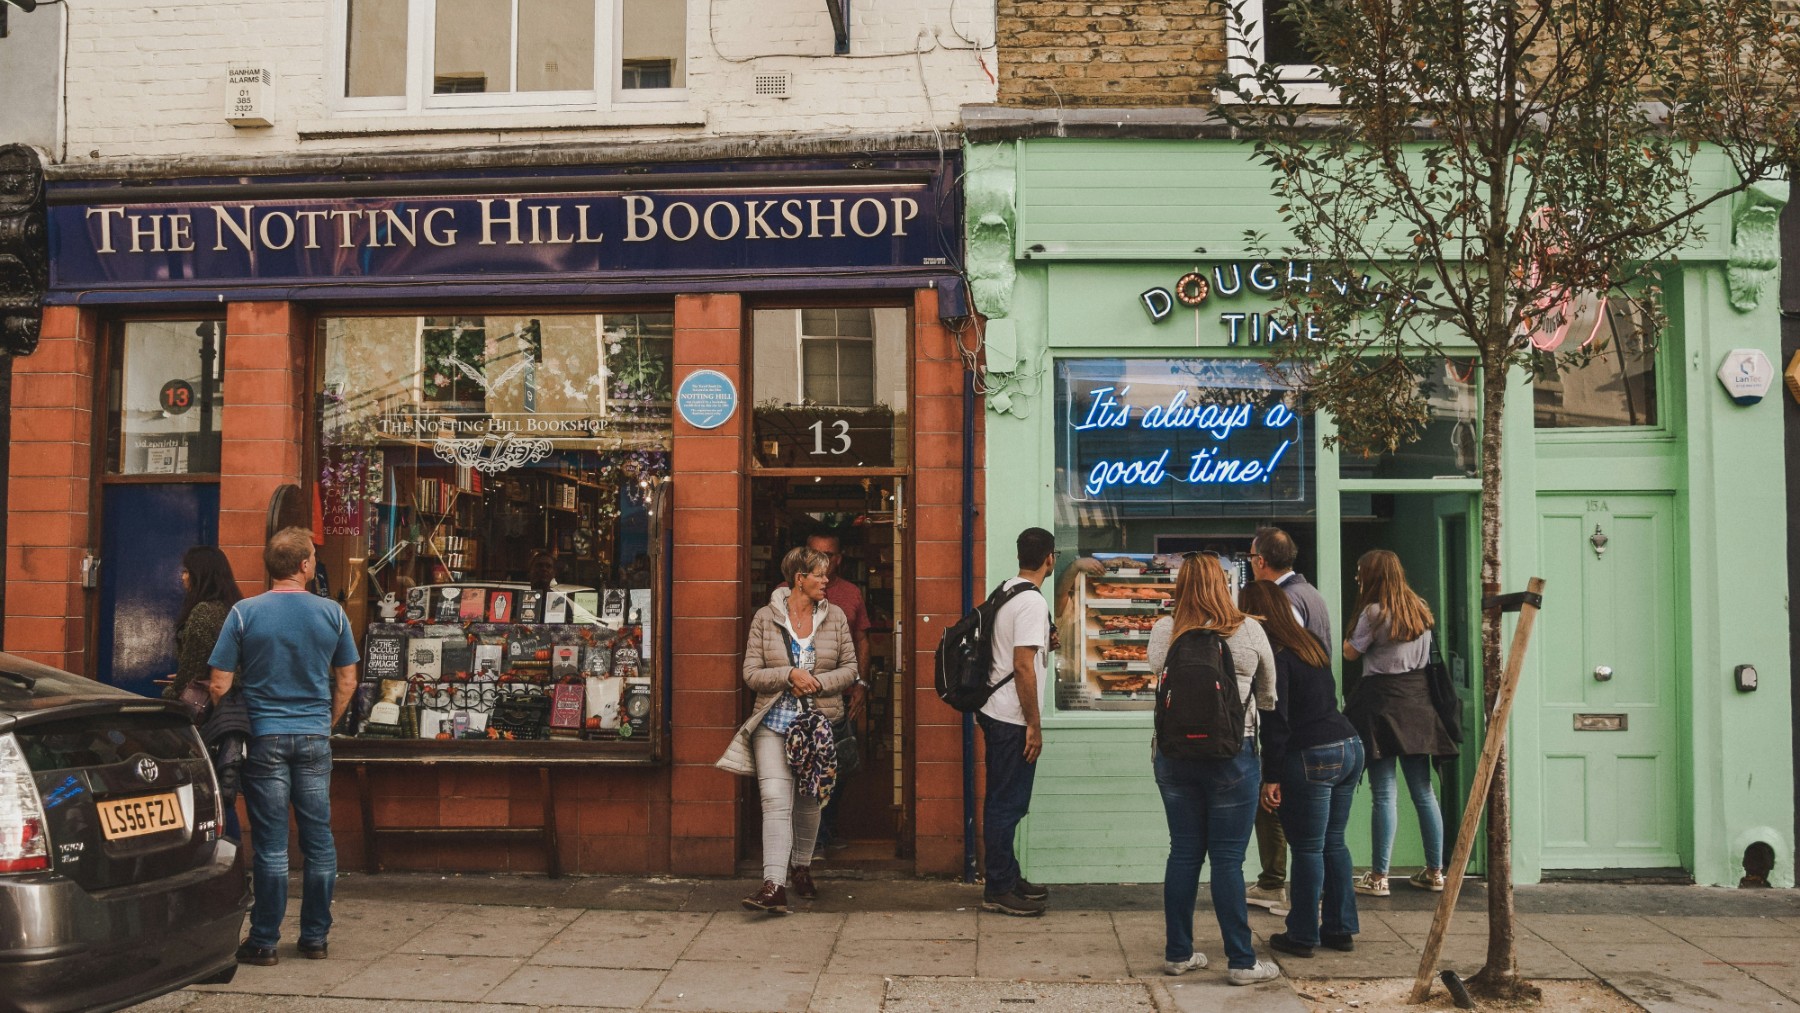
left=1536, top=494, right=1682, bottom=870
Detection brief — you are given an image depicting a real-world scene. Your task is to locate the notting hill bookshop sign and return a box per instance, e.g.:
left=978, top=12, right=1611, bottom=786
left=49, top=182, right=949, bottom=291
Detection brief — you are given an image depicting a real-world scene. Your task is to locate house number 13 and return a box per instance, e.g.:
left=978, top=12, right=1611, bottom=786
left=810, top=420, right=851, bottom=455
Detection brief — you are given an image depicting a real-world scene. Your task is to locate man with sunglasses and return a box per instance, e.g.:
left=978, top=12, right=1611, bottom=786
left=1241, top=527, right=1333, bottom=916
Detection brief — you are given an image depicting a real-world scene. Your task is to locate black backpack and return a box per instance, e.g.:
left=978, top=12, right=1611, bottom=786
left=935, top=581, right=1042, bottom=713
left=1154, top=629, right=1246, bottom=760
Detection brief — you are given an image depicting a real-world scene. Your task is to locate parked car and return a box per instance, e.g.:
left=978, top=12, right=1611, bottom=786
left=0, top=652, right=247, bottom=1013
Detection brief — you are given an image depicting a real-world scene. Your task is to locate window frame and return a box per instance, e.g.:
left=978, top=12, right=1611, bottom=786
left=326, top=0, right=689, bottom=116
left=1220, top=0, right=1339, bottom=105
left=796, top=308, right=878, bottom=408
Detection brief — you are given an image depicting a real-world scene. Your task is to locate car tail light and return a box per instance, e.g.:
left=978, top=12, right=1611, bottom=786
left=0, top=734, right=50, bottom=873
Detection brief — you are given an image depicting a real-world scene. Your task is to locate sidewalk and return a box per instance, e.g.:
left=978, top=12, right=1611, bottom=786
left=127, top=874, right=1800, bottom=1013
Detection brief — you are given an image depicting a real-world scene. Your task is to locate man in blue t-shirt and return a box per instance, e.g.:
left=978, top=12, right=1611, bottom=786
left=209, top=527, right=360, bottom=967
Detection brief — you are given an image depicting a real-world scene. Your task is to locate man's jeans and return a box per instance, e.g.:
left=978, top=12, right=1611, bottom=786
left=978, top=713, right=1037, bottom=897
left=243, top=734, right=336, bottom=948
left=1153, top=740, right=1260, bottom=969
left=1277, top=736, right=1365, bottom=947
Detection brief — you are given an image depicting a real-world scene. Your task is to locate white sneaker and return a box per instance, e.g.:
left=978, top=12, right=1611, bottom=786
left=1227, top=960, right=1282, bottom=986
left=1245, top=883, right=1289, bottom=914
left=1353, top=871, right=1390, bottom=897
left=1163, top=953, right=1209, bottom=975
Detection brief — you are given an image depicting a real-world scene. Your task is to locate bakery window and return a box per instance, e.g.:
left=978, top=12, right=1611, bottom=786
left=314, top=311, right=671, bottom=755
left=1051, top=358, right=1310, bottom=711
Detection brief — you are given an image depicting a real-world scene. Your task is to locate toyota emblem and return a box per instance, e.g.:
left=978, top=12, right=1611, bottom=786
left=135, top=758, right=159, bottom=783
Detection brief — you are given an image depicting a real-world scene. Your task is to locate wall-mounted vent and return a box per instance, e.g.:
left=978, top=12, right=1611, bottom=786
left=753, top=72, right=792, bottom=99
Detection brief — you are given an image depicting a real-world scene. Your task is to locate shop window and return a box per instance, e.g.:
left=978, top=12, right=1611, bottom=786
left=342, top=0, right=685, bottom=106
left=1051, top=358, right=1310, bottom=712
left=106, top=319, right=225, bottom=476
left=751, top=307, right=907, bottom=468
left=1340, top=358, right=1479, bottom=480
left=1532, top=299, right=1660, bottom=429
left=315, top=312, right=672, bottom=751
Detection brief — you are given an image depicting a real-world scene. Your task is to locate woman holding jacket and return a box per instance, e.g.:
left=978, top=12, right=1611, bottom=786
left=716, top=546, right=857, bottom=915
left=1341, top=549, right=1457, bottom=897
left=1242, top=579, right=1363, bottom=959
left=163, top=546, right=242, bottom=710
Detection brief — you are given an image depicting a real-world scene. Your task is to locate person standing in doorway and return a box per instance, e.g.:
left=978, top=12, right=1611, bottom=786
left=807, top=531, right=872, bottom=854
left=1242, top=527, right=1333, bottom=914
left=979, top=527, right=1056, bottom=917
left=209, top=528, right=360, bottom=966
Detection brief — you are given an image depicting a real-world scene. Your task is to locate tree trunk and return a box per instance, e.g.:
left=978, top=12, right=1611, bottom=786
left=1464, top=356, right=1539, bottom=1002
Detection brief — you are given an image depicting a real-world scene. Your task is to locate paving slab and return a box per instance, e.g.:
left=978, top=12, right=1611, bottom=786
left=886, top=977, right=1157, bottom=1012
left=837, top=909, right=978, bottom=940
left=561, top=877, right=696, bottom=912
left=1112, top=910, right=1228, bottom=978
left=978, top=907, right=1120, bottom=933
left=395, top=903, right=584, bottom=958
left=1568, top=939, right=1763, bottom=980
left=1527, top=913, right=1688, bottom=946
left=326, top=953, right=525, bottom=1001
left=1646, top=914, right=1800, bottom=938
left=310, top=899, right=462, bottom=959
left=1156, top=973, right=1309, bottom=1012
left=646, top=959, right=820, bottom=1012
left=683, top=910, right=843, bottom=966
left=531, top=910, right=711, bottom=969
left=825, top=936, right=977, bottom=976
left=1599, top=970, right=1796, bottom=1013
left=486, top=962, right=666, bottom=1007
left=188, top=956, right=375, bottom=997
left=806, top=973, right=889, bottom=1013
left=976, top=928, right=1132, bottom=979
left=180, top=998, right=523, bottom=1013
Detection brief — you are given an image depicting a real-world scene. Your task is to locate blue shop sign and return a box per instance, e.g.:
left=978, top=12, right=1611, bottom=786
left=676, top=370, right=737, bottom=430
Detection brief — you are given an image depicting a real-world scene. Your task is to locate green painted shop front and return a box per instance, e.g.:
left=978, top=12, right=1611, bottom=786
left=962, top=136, right=1795, bottom=888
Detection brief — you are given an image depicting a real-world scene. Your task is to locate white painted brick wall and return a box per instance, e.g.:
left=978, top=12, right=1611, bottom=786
left=56, top=0, right=997, bottom=162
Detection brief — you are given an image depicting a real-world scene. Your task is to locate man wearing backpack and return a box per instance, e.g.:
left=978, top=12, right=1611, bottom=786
left=978, top=527, right=1057, bottom=917
left=1243, top=527, right=1332, bottom=915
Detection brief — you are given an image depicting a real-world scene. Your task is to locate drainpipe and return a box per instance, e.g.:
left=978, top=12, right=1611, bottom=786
left=961, top=364, right=978, bottom=883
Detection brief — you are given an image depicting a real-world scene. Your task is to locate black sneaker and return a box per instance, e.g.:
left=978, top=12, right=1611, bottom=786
left=1015, top=878, right=1049, bottom=902
left=981, top=889, right=1046, bottom=917
left=1320, top=931, right=1355, bottom=952
left=235, top=941, right=278, bottom=966
left=298, top=940, right=328, bottom=960
left=1268, top=932, right=1315, bottom=958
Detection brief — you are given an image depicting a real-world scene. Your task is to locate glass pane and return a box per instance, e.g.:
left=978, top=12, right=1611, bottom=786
left=1533, top=301, right=1659, bottom=428
left=317, top=312, right=672, bottom=746
left=434, top=0, right=511, bottom=94
left=346, top=0, right=408, bottom=97
left=621, top=0, right=685, bottom=89
left=1263, top=0, right=1318, bottom=67
left=752, top=308, right=907, bottom=468
left=1340, top=358, right=1479, bottom=480
left=110, top=320, right=225, bottom=475
left=518, top=0, right=594, bottom=91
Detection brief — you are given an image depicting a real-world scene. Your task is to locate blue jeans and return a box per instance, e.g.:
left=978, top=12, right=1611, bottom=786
left=243, top=734, right=337, bottom=948
left=1368, top=753, right=1443, bottom=874
left=978, top=714, right=1037, bottom=896
left=1153, top=739, right=1259, bottom=969
left=1278, top=737, right=1365, bottom=947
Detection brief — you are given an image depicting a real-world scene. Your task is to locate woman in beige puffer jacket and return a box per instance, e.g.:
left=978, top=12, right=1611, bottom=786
left=716, top=546, right=857, bottom=914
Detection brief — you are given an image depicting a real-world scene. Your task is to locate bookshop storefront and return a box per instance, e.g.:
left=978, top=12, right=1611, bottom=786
left=10, top=152, right=978, bottom=876
left=963, top=135, right=1793, bottom=888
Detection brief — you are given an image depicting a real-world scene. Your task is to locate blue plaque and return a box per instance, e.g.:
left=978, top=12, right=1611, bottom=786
left=676, top=370, right=737, bottom=430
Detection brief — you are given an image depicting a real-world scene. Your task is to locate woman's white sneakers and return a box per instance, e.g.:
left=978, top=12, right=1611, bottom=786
left=1352, top=871, right=1391, bottom=897
left=1162, top=953, right=1208, bottom=975
left=1228, top=960, right=1283, bottom=986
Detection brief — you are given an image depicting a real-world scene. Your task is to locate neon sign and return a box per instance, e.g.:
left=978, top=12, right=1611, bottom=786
left=1138, top=261, right=1415, bottom=347
left=1058, top=360, right=1307, bottom=508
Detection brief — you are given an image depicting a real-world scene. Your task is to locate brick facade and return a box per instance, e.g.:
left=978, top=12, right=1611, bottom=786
left=996, top=1, right=1228, bottom=107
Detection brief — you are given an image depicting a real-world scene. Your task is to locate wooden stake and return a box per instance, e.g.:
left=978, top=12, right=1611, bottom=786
left=1408, top=577, right=1546, bottom=1005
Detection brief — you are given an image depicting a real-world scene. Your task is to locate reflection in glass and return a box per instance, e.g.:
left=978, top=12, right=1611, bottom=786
left=518, top=0, right=595, bottom=91
left=1341, top=359, right=1479, bottom=480
left=433, top=0, right=511, bottom=93
left=1533, top=301, right=1659, bottom=429
left=751, top=308, right=907, bottom=469
left=345, top=0, right=408, bottom=97
left=621, top=0, right=686, bottom=90
left=110, top=320, right=225, bottom=475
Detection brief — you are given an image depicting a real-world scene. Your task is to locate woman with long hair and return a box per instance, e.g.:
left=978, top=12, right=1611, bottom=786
left=714, top=546, right=857, bottom=915
left=1341, top=549, right=1457, bottom=897
left=1240, top=580, right=1364, bottom=958
left=1144, top=554, right=1280, bottom=986
left=164, top=546, right=242, bottom=704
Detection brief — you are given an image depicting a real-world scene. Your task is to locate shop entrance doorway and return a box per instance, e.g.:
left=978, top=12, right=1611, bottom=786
left=745, top=476, right=909, bottom=864
left=1536, top=494, right=1681, bottom=870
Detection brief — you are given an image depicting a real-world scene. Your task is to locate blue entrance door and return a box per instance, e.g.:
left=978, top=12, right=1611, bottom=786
left=96, top=483, right=220, bottom=696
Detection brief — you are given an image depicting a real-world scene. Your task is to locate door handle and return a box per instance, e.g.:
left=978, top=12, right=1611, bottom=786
left=1593, top=665, right=1613, bottom=682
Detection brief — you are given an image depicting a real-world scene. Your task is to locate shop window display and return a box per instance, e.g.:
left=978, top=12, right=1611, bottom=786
left=1052, top=358, right=1309, bottom=711
left=315, top=312, right=670, bottom=751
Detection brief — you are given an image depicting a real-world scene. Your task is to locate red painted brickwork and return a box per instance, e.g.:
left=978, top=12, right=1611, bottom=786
left=909, top=289, right=983, bottom=875
left=219, top=302, right=308, bottom=595
left=997, top=1, right=1230, bottom=108
left=4, top=306, right=99, bottom=673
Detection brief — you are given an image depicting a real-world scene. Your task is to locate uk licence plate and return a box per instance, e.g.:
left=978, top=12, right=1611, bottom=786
left=97, top=792, right=185, bottom=840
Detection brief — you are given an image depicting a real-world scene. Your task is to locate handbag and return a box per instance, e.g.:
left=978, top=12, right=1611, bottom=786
left=175, top=679, right=214, bottom=724
left=783, top=697, right=840, bottom=805
left=1425, top=639, right=1464, bottom=745
left=832, top=713, right=862, bottom=777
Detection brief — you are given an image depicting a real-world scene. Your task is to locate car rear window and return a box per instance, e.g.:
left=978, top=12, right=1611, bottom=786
left=14, top=713, right=204, bottom=770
